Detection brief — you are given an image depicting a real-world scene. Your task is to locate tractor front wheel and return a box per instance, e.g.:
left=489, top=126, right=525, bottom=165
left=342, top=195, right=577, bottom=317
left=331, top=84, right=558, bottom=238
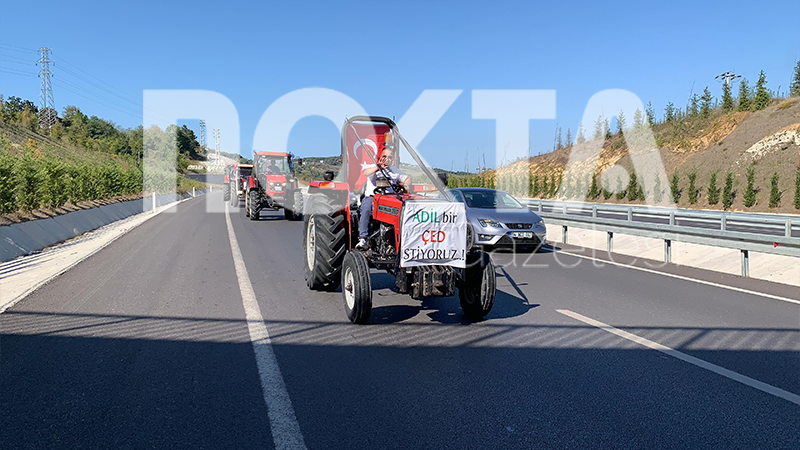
left=284, top=190, right=304, bottom=221
left=459, top=250, right=496, bottom=320
left=223, top=183, right=230, bottom=202
left=342, top=251, right=372, bottom=324
left=248, top=190, right=261, bottom=220
left=230, top=183, right=238, bottom=207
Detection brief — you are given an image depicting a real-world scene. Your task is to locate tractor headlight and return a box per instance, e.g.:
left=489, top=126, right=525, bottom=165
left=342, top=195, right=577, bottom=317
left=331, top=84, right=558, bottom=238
left=478, top=218, right=503, bottom=228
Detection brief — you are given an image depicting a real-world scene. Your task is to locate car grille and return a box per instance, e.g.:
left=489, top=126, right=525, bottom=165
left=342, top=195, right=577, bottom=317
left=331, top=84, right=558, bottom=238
left=505, top=223, right=532, bottom=229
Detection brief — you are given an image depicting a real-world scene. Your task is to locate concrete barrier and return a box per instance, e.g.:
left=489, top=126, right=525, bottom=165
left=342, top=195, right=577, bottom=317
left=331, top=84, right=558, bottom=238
left=0, top=195, right=191, bottom=263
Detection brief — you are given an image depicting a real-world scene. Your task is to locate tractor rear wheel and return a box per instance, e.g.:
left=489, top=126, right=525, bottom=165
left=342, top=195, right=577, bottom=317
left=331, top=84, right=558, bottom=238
left=342, top=251, right=372, bottom=324
left=303, top=194, right=347, bottom=291
left=248, top=190, right=260, bottom=220
left=459, top=250, right=496, bottom=320
left=223, top=183, right=230, bottom=202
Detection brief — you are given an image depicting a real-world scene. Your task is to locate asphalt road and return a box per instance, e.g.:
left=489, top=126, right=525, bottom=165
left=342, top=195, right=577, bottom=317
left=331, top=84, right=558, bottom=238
left=1, top=192, right=798, bottom=449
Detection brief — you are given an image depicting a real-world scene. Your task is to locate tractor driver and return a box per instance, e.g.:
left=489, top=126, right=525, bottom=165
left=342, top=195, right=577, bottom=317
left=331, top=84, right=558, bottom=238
left=266, top=158, right=282, bottom=174
left=356, top=143, right=410, bottom=250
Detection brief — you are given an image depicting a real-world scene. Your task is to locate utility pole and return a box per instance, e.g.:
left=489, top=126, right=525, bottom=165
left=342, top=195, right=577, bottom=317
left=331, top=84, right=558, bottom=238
left=199, top=120, right=206, bottom=150
left=715, top=71, right=742, bottom=86
left=36, top=47, right=56, bottom=130
left=213, top=128, right=221, bottom=169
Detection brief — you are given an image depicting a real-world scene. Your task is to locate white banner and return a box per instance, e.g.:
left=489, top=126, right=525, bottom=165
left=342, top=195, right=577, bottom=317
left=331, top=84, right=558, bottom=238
left=400, top=201, right=467, bottom=268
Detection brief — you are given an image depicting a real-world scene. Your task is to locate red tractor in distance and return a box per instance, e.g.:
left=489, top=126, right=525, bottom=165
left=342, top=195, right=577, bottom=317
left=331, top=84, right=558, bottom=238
left=303, top=116, right=496, bottom=324
left=244, top=151, right=303, bottom=221
left=222, top=164, right=235, bottom=202
left=227, top=163, right=253, bottom=208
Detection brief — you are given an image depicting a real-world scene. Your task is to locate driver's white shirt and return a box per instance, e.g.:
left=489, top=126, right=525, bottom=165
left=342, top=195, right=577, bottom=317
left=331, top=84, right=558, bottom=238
left=363, top=165, right=407, bottom=196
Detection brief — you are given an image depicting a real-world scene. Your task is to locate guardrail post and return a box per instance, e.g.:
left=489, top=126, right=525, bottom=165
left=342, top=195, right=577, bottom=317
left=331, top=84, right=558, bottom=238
left=562, top=204, right=567, bottom=215
left=152, top=192, right=156, bottom=214
left=562, top=225, right=568, bottom=244
left=538, top=200, right=542, bottom=212
left=786, top=219, right=792, bottom=237
left=721, top=215, right=727, bottom=231
left=669, top=211, right=675, bottom=226
left=741, top=250, right=750, bottom=277
left=627, top=207, right=632, bottom=221
left=592, top=205, right=597, bottom=218
left=192, top=187, right=195, bottom=197
left=607, top=232, right=613, bottom=253
left=664, top=239, right=672, bottom=263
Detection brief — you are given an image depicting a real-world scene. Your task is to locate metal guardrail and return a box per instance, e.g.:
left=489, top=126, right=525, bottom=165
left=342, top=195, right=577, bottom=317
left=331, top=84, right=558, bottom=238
left=518, top=199, right=800, bottom=277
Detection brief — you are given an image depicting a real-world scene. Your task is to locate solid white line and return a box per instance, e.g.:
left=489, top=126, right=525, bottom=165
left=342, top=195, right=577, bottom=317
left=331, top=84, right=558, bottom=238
left=555, top=248, right=800, bottom=306
left=224, top=203, right=307, bottom=450
left=556, top=309, right=800, bottom=406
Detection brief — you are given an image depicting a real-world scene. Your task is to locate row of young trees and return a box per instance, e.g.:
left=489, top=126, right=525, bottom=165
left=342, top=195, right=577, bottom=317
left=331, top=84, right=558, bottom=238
left=449, top=166, right=800, bottom=211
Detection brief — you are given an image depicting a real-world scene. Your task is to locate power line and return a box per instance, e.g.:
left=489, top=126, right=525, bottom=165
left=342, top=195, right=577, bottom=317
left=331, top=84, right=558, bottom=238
left=0, top=67, right=39, bottom=78
left=715, top=71, right=742, bottom=86
left=0, top=44, right=37, bottom=54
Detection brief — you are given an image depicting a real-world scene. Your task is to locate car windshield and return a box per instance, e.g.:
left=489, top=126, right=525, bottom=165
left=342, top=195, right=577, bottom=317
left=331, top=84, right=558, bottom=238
left=461, top=190, right=524, bottom=209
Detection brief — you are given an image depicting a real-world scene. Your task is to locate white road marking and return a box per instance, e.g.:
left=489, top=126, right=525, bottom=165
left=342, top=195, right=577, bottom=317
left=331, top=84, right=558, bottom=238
left=554, top=248, right=800, bottom=306
left=224, top=203, right=308, bottom=450
left=557, top=309, right=800, bottom=406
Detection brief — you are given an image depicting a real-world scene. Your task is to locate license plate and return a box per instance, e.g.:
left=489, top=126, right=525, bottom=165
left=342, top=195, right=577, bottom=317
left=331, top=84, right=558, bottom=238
left=274, top=186, right=284, bottom=191
left=511, top=231, right=533, bottom=239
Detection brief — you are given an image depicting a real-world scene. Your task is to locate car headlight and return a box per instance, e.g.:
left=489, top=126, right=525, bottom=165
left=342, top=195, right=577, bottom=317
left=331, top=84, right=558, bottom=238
left=536, top=219, right=544, bottom=225
left=478, top=218, right=503, bottom=228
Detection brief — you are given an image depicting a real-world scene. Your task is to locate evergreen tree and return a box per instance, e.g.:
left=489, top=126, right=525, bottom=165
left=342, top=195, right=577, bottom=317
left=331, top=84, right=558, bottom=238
left=593, top=115, right=604, bottom=140
left=574, top=177, right=583, bottom=199
left=588, top=175, right=599, bottom=199
left=722, top=172, right=735, bottom=210
left=721, top=82, right=735, bottom=112
left=707, top=170, right=719, bottom=205
left=551, top=173, right=560, bottom=197
left=633, top=109, right=643, bottom=130
left=541, top=175, right=549, bottom=198
left=769, top=172, right=780, bottom=208
left=601, top=175, right=612, bottom=200
left=604, top=118, right=612, bottom=140
left=687, top=171, right=699, bottom=204
left=752, top=70, right=771, bottom=111
left=532, top=175, right=540, bottom=197
left=670, top=172, right=681, bottom=203
left=617, top=110, right=627, bottom=135
left=576, top=124, right=586, bottom=144
left=653, top=174, right=663, bottom=204
left=743, top=165, right=757, bottom=207
left=664, top=102, right=675, bottom=122
left=615, top=175, right=626, bottom=200
left=700, top=87, right=713, bottom=118
left=791, top=60, right=800, bottom=97
left=688, top=93, right=699, bottom=116
left=565, top=128, right=572, bottom=147
left=646, top=101, right=656, bottom=126
left=627, top=172, right=640, bottom=201
left=738, top=78, right=751, bottom=111
left=794, top=168, right=800, bottom=210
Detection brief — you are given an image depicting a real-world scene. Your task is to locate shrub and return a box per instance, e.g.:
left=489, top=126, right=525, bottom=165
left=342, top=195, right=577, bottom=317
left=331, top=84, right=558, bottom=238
left=707, top=171, right=719, bottom=205
left=722, top=172, right=734, bottom=210
left=769, top=172, right=780, bottom=208
left=687, top=171, right=699, bottom=204
left=615, top=175, right=626, bottom=200
left=627, top=172, right=640, bottom=201
left=0, top=152, right=16, bottom=213
left=652, top=174, right=663, bottom=204
left=588, top=176, right=599, bottom=199
left=743, top=166, right=757, bottom=207
left=670, top=172, right=681, bottom=203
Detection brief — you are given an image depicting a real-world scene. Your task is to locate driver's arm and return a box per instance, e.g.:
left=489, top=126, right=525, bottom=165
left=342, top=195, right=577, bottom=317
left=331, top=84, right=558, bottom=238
left=362, top=165, right=380, bottom=177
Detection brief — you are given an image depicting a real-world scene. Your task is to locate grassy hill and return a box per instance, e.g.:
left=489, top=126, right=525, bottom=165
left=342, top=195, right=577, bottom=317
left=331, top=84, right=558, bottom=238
left=452, top=97, right=800, bottom=213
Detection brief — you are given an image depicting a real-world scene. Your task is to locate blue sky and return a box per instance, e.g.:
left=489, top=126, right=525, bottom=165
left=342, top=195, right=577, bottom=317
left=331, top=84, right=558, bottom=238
left=1, top=0, right=798, bottom=170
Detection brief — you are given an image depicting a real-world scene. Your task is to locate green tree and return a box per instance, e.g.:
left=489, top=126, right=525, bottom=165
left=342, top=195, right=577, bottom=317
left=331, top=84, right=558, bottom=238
left=617, top=110, right=627, bottom=135
left=588, top=175, right=599, bottom=199
left=652, top=174, right=663, bottom=204
left=532, top=175, right=540, bottom=197
left=707, top=171, right=719, bottom=205
left=0, top=151, right=16, bottom=213
left=791, top=60, right=800, bottom=97
left=627, top=172, right=640, bottom=201
left=604, top=118, right=611, bottom=140
left=794, top=168, right=800, bottom=210
left=743, top=166, right=757, bottom=207
left=576, top=124, right=586, bottom=144
left=721, top=82, right=735, bottom=112
left=550, top=173, right=559, bottom=197
left=615, top=175, right=626, bottom=200
left=752, top=70, right=771, bottom=111
left=645, top=101, right=656, bottom=126
left=687, top=171, right=699, bottom=204
left=700, top=87, right=713, bottom=118
left=722, top=172, right=735, bottom=210
left=769, top=172, right=780, bottom=208
left=633, top=109, right=643, bottom=130
left=738, top=78, right=751, bottom=111
left=670, top=172, right=681, bottom=203
left=593, top=115, right=604, bottom=140
left=688, top=93, right=699, bottom=116
left=664, top=102, right=675, bottom=122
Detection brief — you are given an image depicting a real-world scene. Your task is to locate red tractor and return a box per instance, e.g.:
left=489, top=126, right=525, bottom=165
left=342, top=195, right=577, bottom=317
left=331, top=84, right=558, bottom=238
left=244, top=151, right=303, bottom=221
left=222, top=164, right=235, bottom=202
left=227, top=163, right=253, bottom=207
left=303, top=116, right=496, bottom=324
